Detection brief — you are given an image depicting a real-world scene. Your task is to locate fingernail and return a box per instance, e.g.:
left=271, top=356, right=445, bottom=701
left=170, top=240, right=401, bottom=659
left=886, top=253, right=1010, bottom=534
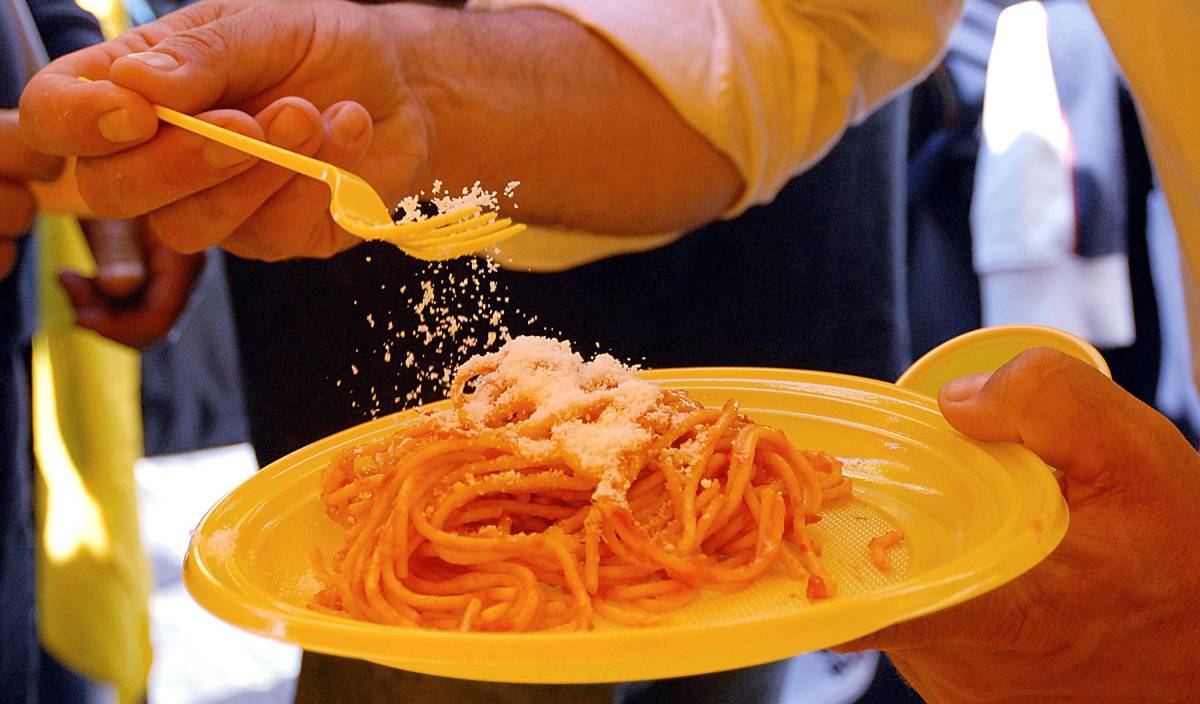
left=266, top=106, right=314, bottom=149
left=329, top=104, right=369, bottom=146
left=942, top=372, right=991, bottom=402
left=123, top=51, right=180, bottom=72
left=203, top=141, right=253, bottom=170
left=97, top=108, right=143, bottom=143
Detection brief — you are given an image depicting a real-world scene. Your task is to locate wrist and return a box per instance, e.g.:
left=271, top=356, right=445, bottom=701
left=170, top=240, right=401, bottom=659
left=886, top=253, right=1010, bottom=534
left=333, top=2, right=437, bottom=205
left=371, top=2, right=742, bottom=234
left=374, top=3, right=457, bottom=194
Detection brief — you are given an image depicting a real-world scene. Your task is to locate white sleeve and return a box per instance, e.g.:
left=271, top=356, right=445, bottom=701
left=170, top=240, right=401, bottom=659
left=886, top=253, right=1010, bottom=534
left=468, top=0, right=962, bottom=215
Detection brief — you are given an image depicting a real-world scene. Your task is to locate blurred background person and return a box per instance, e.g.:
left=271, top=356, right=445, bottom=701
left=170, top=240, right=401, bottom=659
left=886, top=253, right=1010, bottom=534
left=3, top=1, right=200, bottom=702
left=905, top=0, right=1186, bottom=431
left=2, top=3, right=111, bottom=701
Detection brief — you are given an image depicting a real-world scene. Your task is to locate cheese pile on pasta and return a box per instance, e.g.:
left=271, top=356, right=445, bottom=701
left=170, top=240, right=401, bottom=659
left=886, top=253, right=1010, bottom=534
left=312, top=337, right=851, bottom=631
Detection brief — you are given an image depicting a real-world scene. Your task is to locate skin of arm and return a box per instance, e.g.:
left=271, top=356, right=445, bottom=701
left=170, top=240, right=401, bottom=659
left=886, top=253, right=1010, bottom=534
left=387, top=3, right=745, bottom=235
left=19, top=0, right=742, bottom=260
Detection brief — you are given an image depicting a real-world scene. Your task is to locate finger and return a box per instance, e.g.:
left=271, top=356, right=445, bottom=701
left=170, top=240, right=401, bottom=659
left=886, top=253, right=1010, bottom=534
left=58, top=270, right=107, bottom=317
left=0, top=181, right=37, bottom=238
left=18, top=1, right=256, bottom=156
left=221, top=101, right=372, bottom=261
left=74, top=109, right=262, bottom=222
left=59, top=248, right=202, bottom=348
left=121, top=245, right=204, bottom=346
left=81, top=219, right=148, bottom=300
left=833, top=585, right=1017, bottom=653
left=0, top=110, right=62, bottom=181
left=21, top=73, right=159, bottom=157
left=106, top=2, right=322, bottom=115
left=937, top=347, right=1192, bottom=494
left=147, top=97, right=324, bottom=252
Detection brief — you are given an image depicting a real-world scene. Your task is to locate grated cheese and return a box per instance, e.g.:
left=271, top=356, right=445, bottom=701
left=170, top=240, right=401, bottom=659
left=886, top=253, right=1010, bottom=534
left=432, top=337, right=693, bottom=505
left=200, top=528, right=238, bottom=561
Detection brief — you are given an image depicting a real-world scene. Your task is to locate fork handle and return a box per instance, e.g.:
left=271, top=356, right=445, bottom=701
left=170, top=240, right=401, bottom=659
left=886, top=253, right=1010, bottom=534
left=154, top=105, right=333, bottom=184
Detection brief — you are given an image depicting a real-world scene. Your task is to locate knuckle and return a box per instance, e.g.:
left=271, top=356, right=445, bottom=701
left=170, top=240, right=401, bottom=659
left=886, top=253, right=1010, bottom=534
left=303, top=219, right=343, bottom=260
left=994, top=347, right=1077, bottom=413
left=1005, top=346, right=1075, bottom=381
left=195, top=188, right=253, bottom=232
left=220, top=238, right=262, bottom=262
left=226, top=228, right=292, bottom=263
left=254, top=238, right=297, bottom=263
left=161, top=25, right=229, bottom=62
left=147, top=210, right=208, bottom=254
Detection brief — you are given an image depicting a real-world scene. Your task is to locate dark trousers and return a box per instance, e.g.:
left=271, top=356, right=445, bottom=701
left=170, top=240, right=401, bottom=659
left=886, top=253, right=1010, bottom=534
left=1, top=246, right=36, bottom=704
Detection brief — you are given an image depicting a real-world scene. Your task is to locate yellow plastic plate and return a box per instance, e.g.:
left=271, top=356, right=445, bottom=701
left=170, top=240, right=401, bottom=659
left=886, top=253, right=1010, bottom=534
left=184, top=367, right=1068, bottom=683
left=897, top=324, right=1111, bottom=398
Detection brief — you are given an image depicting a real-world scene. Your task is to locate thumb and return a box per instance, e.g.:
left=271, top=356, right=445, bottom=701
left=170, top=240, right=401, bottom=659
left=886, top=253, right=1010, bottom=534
left=936, top=347, right=1185, bottom=496
left=834, top=348, right=1198, bottom=655
left=106, top=3, right=320, bottom=114
left=20, top=1, right=318, bottom=156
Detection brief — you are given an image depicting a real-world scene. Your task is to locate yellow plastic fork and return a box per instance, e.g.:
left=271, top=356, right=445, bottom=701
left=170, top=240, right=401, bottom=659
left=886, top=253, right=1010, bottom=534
left=151, top=104, right=525, bottom=259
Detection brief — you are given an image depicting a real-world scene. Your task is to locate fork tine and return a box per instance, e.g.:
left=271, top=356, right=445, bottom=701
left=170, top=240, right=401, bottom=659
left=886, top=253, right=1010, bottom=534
left=389, top=205, right=484, bottom=234
left=375, top=211, right=498, bottom=245
left=401, top=215, right=512, bottom=248
left=358, top=205, right=486, bottom=242
left=401, top=223, right=526, bottom=261
left=455, top=222, right=526, bottom=251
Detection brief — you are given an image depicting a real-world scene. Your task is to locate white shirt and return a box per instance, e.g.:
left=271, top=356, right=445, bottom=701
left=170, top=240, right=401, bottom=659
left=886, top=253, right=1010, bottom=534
left=468, top=0, right=962, bottom=270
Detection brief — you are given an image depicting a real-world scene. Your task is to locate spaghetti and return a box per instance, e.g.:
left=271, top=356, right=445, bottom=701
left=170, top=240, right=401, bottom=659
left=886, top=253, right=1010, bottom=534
left=868, top=530, right=905, bottom=573
left=311, top=337, right=853, bottom=631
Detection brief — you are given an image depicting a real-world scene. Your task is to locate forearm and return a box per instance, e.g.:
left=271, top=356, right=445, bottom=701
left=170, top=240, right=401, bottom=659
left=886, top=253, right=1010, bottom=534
left=383, top=4, right=743, bottom=234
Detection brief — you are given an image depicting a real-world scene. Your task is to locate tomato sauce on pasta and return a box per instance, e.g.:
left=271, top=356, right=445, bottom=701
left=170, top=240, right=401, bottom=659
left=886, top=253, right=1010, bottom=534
left=311, top=337, right=852, bottom=631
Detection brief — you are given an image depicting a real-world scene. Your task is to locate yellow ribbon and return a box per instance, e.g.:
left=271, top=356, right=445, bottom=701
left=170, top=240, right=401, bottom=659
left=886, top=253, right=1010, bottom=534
left=33, top=212, right=150, bottom=704
left=31, top=4, right=151, bottom=702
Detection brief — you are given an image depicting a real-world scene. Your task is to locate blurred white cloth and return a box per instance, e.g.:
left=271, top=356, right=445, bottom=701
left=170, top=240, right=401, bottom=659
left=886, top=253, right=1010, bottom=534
left=970, top=0, right=1134, bottom=347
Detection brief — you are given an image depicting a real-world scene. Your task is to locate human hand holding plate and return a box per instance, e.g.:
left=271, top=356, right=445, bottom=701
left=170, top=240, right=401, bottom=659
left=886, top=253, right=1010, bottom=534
left=838, top=348, right=1200, bottom=703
